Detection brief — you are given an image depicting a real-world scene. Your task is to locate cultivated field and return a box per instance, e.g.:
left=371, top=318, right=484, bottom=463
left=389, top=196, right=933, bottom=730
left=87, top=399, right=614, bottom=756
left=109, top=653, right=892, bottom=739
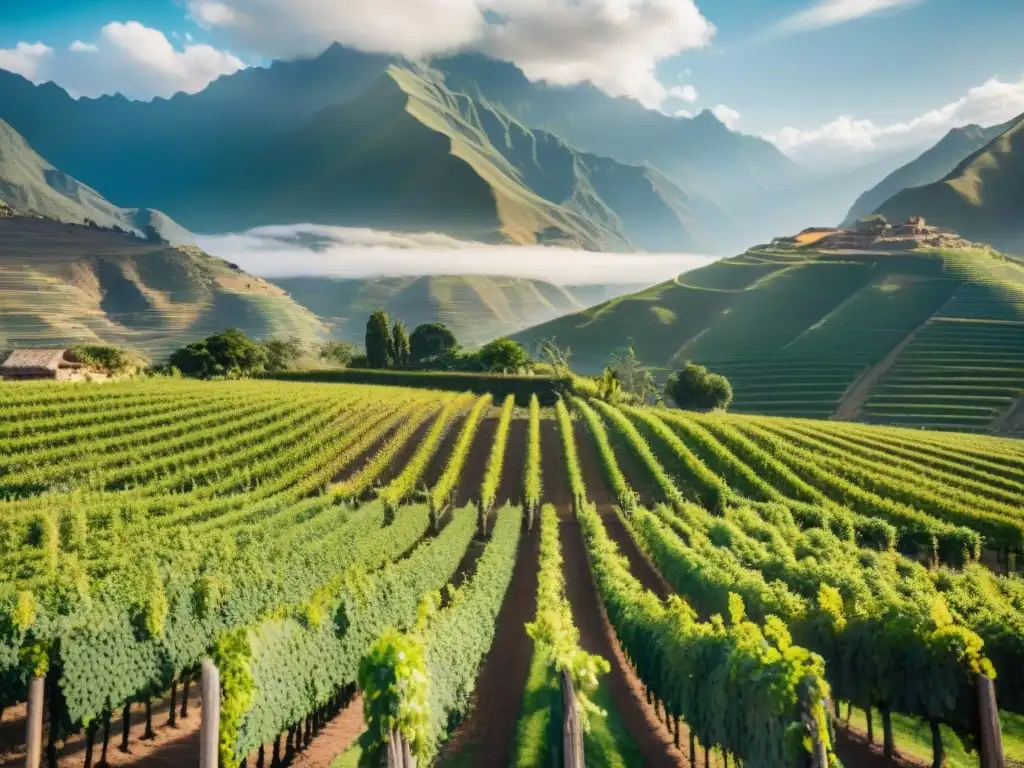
left=1, top=379, right=1023, bottom=768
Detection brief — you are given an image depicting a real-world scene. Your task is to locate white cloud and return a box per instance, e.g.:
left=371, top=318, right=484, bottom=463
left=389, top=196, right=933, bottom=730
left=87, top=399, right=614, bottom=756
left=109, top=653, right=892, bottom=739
left=69, top=40, right=99, bottom=53
left=185, top=0, right=715, bottom=108
left=674, top=109, right=693, bottom=118
left=767, top=73, right=1024, bottom=156
left=667, top=84, right=698, bottom=103
left=711, top=104, right=740, bottom=129
left=0, top=42, right=53, bottom=80
left=0, top=23, right=246, bottom=100
left=196, top=223, right=716, bottom=283
left=776, top=0, right=924, bottom=33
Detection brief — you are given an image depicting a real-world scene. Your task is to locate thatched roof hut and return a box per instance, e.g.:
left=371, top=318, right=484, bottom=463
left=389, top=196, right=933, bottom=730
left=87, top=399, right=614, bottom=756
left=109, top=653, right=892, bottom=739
left=0, top=349, right=86, bottom=380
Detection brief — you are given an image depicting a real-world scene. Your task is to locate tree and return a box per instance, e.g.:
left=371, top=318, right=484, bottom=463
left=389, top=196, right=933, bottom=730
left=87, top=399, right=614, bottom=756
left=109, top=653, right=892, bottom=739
left=409, top=323, right=457, bottom=364
left=318, top=340, right=357, bottom=367
left=261, top=337, right=306, bottom=372
left=366, top=310, right=394, bottom=369
left=665, top=363, right=732, bottom=411
left=475, top=338, right=530, bottom=374
left=608, top=347, right=656, bottom=402
left=535, top=338, right=573, bottom=375
left=167, top=328, right=268, bottom=378
left=392, top=320, right=410, bottom=368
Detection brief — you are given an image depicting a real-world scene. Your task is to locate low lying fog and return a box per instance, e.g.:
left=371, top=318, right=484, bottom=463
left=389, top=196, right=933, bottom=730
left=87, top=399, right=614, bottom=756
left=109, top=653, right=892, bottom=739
left=196, top=224, right=718, bottom=286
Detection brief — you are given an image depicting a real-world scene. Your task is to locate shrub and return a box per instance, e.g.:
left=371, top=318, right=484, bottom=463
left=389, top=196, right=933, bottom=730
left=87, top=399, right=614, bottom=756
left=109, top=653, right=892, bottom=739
left=473, top=338, right=530, bottom=374
left=665, top=363, right=732, bottom=411
left=166, top=328, right=268, bottom=378
left=409, top=323, right=458, bottom=364
left=69, top=345, right=138, bottom=375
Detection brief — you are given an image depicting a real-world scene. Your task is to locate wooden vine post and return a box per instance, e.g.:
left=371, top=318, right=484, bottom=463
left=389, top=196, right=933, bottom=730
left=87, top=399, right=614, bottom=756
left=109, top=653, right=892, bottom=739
left=23, top=674, right=45, bottom=768
left=977, top=676, right=1005, bottom=768
left=200, top=659, right=220, bottom=768
left=560, top=668, right=584, bottom=768
left=385, top=728, right=417, bottom=768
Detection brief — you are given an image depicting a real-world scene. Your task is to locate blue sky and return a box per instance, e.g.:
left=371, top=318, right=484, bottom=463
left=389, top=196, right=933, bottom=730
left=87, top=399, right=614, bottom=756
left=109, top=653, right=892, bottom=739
left=2, top=0, right=1023, bottom=162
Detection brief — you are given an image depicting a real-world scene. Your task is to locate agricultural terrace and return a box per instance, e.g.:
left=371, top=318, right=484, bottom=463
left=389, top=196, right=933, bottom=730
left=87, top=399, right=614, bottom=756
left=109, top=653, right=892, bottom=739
left=1, top=379, right=1022, bottom=768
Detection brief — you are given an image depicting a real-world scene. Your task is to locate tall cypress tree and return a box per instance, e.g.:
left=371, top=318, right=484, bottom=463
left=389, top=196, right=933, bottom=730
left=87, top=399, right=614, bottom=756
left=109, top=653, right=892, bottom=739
left=366, top=309, right=394, bottom=369
left=392, top=320, right=410, bottom=368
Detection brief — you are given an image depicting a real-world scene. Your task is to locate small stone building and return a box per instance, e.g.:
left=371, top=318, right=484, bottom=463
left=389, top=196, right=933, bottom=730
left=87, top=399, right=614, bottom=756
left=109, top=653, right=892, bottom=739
left=0, top=349, right=89, bottom=381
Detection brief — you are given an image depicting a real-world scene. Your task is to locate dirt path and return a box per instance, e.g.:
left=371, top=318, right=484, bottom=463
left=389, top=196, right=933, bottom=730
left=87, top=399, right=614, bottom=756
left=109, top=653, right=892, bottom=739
left=496, top=417, right=528, bottom=508
left=559, top=517, right=688, bottom=767
left=1, top=689, right=202, bottom=768
left=574, top=422, right=672, bottom=601
left=286, top=695, right=366, bottom=768
left=421, top=413, right=468, bottom=489
left=539, top=418, right=573, bottom=513
left=834, top=316, right=933, bottom=421
left=437, top=526, right=540, bottom=766
left=453, top=418, right=497, bottom=508
left=834, top=724, right=928, bottom=768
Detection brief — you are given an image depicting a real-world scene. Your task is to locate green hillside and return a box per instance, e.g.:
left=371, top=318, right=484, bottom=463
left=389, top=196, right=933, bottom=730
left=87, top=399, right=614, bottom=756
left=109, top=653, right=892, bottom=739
left=842, top=121, right=1012, bottom=226
left=178, top=65, right=724, bottom=251
left=877, top=113, right=1024, bottom=255
left=0, top=215, right=326, bottom=358
left=514, top=244, right=1024, bottom=432
left=0, top=118, right=193, bottom=246
left=271, top=274, right=622, bottom=344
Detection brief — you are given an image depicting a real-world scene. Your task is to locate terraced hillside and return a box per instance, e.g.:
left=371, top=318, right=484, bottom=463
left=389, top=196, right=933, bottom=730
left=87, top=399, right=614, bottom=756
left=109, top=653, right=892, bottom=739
left=0, top=215, right=326, bottom=358
left=514, top=245, right=1024, bottom=431
left=1, top=379, right=1022, bottom=768
left=272, top=275, right=640, bottom=345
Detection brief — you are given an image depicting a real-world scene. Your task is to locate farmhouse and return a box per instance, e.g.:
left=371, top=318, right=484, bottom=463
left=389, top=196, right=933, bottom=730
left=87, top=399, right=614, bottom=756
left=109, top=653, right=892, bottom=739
left=0, top=349, right=93, bottom=381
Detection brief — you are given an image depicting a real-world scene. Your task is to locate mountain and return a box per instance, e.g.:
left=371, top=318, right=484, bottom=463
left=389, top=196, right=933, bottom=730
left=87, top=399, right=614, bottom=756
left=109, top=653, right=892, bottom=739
left=0, top=118, right=193, bottom=246
left=842, top=120, right=1015, bottom=226
left=271, top=274, right=640, bottom=345
left=877, top=113, right=1024, bottom=254
left=168, top=65, right=729, bottom=251
left=514, top=239, right=1024, bottom=432
left=0, top=214, right=326, bottom=358
left=0, top=45, right=789, bottom=250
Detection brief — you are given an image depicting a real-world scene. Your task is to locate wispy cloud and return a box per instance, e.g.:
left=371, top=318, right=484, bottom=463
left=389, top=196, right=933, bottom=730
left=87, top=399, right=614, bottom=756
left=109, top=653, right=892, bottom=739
left=775, top=0, right=924, bottom=34
left=765, top=73, right=1024, bottom=157
left=196, top=224, right=716, bottom=285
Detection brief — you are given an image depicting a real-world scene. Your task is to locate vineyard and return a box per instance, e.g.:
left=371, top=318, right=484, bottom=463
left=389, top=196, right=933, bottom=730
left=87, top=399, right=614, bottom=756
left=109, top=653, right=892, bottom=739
left=1, top=379, right=1023, bottom=768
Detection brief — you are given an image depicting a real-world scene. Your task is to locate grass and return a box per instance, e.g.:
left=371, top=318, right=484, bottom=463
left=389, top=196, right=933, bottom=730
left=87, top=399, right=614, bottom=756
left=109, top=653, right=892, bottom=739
left=510, top=646, right=555, bottom=767
left=844, top=707, right=1024, bottom=768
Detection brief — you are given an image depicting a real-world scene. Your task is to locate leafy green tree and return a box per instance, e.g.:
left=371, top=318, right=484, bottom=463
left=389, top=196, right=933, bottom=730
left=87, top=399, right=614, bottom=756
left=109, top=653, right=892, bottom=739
left=409, top=323, right=457, bottom=364
left=69, top=345, right=137, bottom=375
left=665, top=363, right=733, bottom=411
left=261, top=337, right=306, bottom=372
left=534, top=338, right=573, bottom=375
left=366, top=309, right=394, bottom=369
left=392, top=320, right=411, bottom=368
left=167, top=328, right=268, bottom=378
left=475, top=338, right=530, bottom=373
left=317, top=340, right=357, bottom=367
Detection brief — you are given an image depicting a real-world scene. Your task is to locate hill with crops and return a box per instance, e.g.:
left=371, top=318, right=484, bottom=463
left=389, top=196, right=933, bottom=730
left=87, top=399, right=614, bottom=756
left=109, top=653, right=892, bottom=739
left=270, top=274, right=640, bottom=346
left=0, top=379, right=1022, bottom=768
left=0, top=118, right=193, bottom=247
left=514, top=239, right=1024, bottom=433
left=877, top=113, right=1024, bottom=255
left=0, top=214, right=326, bottom=358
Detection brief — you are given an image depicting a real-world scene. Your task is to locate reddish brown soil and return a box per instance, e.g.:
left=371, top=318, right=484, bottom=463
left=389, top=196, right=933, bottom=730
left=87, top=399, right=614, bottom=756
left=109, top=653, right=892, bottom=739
left=574, top=423, right=672, bottom=601
left=496, top=417, right=528, bottom=508
left=1, top=688, right=202, bottom=767
left=539, top=418, right=573, bottom=513
left=834, top=724, right=928, bottom=768
left=421, top=413, right=468, bottom=489
left=436, top=526, right=541, bottom=766
left=285, top=695, right=366, bottom=768
left=607, top=431, right=659, bottom=508
left=454, top=419, right=497, bottom=508
left=559, top=517, right=688, bottom=767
